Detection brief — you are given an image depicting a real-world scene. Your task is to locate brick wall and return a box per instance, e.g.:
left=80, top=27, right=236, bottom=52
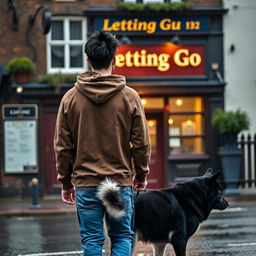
left=0, top=0, right=222, bottom=77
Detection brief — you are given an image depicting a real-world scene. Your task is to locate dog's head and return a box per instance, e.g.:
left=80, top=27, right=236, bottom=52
left=204, top=168, right=230, bottom=211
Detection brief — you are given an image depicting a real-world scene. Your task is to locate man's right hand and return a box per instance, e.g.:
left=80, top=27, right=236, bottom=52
left=133, top=178, right=147, bottom=191
left=61, top=188, right=75, bottom=205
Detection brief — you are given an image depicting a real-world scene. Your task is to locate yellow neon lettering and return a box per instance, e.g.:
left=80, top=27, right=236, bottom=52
left=112, top=22, right=120, bottom=31
left=103, top=19, right=111, bottom=31
left=140, top=50, right=147, bottom=66
left=190, top=53, right=201, bottom=66
left=147, top=54, right=158, bottom=67
left=127, top=20, right=134, bottom=31
left=160, top=19, right=171, bottom=31
left=115, top=50, right=171, bottom=71
left=120, top=20, right=127, bottom=31
left=137, top=21, right=147, bottom=32
left=160, top=19, right=181, bottom=31
left=147, top=22, right=156, bottom=34
left=158, top=54, right=170, bottom=71
left=172, top=21, right=181, bottom=31
left=126, top=51, right=133, bottom=67
left=174, top=49, right=190, bottom=67
left=133, top=51, right=140, bottom=67
left=115, top=54, right=125, bottom=67
left=174, top=49, right=202, bottom=67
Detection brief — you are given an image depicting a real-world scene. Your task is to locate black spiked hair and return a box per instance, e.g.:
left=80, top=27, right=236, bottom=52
left=84, top=31, right=119, bottom=70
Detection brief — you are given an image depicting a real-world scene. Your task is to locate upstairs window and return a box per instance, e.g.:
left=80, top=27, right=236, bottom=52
left=47, top=17, right=87, bottom=74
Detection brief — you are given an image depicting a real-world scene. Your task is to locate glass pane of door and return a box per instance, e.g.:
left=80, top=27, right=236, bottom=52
left=147, top=120, right=157, bottom=153
left=169, top=137, right=204, bottom=155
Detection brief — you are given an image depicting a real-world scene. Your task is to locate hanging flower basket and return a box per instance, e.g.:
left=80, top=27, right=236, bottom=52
left=7, top=57, right=35, bottom=84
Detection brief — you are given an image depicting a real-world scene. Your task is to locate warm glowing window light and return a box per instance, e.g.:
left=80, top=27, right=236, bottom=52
left=176, top=99, right=183, bottom=106
left=186, top=119, right=192, bottom=125
left=168, top=118, right=174, bottom=125
left=148, top=120, right=155, bottom=127
left=141, top=99, right=147, bottom=106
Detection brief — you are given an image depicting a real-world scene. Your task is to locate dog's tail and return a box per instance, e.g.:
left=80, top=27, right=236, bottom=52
left=97, top=178, right=126, bottom=219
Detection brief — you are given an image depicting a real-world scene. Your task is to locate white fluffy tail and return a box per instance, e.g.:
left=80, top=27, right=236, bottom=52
left=97, top=178, right=126, bottom=219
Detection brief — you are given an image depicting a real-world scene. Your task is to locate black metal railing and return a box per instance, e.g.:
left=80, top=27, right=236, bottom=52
left=238, top=134, right=256, bottom=189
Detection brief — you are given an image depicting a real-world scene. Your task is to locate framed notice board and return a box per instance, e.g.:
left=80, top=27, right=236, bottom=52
left=2, top=105, right=39, bottom=174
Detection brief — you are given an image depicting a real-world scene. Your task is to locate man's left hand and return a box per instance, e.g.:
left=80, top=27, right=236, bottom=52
left=61, top=188, right=75, bottom=205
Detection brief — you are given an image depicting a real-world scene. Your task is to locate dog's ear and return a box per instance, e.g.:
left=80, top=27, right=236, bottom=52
left=209, top=171, right=221, bottom=183
left=204, top=168, right=213, bottom=177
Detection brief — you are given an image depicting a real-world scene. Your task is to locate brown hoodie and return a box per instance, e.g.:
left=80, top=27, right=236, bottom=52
left=54, top=71, right=150, bottom=190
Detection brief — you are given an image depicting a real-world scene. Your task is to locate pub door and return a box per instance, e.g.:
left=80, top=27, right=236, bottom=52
left=145, top=113, right=165, bottom=189
left=42, top=107, right=59, bottom=194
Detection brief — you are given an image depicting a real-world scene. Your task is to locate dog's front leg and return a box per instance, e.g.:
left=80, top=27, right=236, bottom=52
left=152, top=243, right=167, bottom=256
left=131, top=233, right=138, bottom=256
left=171, top=234, right=187, bottom=256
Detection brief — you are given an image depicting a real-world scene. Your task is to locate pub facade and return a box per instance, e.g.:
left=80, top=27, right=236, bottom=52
left=0, top=0, right=227, bottom=195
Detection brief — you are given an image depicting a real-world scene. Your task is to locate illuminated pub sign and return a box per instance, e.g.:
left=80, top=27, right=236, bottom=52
left=96, top=16, right=208, bottom=34
left=114, top=43, right=205, bottom=77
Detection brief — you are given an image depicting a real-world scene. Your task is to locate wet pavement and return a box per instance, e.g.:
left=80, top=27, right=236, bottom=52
left=0, top=200, right=256, bottom=256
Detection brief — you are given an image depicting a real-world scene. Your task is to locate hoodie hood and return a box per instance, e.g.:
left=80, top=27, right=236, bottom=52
left=75, top=71, right=126, bottom=104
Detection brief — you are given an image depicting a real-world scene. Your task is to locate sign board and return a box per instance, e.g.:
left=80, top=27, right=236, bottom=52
left=2, top=105, right=38, bottom=174
left=3, top=106, right=37, bottom=118
left=96, top=16, right=209, bottom=34
left=114, top=43, right=205, bottom=77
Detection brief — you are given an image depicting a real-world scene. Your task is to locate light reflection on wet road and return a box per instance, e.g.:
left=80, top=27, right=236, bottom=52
left=0, top=201, right=256, bottom=256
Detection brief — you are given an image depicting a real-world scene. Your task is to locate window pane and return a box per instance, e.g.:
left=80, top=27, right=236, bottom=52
left=169, top=97, right=203, bottom=112
left=147, top=120, right=157, bottom=153
left=70, top=46, right=83, bottom=67
left=141, top=98, right=164, bottom=109
left=169, top=114, right=203, bottom=136
left=70, top=21, right=82, bottom=40
left=51, top=46, right=64, bottom=68
left=169, top=137, right=204, bottom=155
left=51, top=21, right=64, bottom=40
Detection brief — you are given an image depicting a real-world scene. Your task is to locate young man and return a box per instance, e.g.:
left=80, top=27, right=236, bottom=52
left=54, top=31, right=151, bottom=256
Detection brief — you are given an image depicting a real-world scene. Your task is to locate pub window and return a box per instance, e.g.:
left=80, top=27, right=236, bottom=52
left=147, top=120, right=157, bottom=153
left=47, top=17, right=87, bottom=74
left=168, top=97, right=205, bottom=155
left=141, top=97, right=164, bottom=109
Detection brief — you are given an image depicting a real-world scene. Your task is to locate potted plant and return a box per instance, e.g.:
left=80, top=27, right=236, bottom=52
left=212, top=108, right=250, bottom=196
left=7, top=57, right=35, bottom=84
left=37, top=73, right=77, bottom=93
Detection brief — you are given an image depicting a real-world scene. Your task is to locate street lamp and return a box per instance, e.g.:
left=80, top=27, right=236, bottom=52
left=26, top=6, right=52, bottom=61
left=28, top=6, right=52, bottom=35
left=7, top=0, right=19, bottom=31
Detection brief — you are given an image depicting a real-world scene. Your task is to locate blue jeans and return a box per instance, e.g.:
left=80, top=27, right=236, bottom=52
left=76, top=186, right=135, bottom=256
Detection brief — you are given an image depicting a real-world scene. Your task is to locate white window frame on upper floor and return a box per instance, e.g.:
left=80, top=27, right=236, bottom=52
left=46, top=16, right=87, bottom=74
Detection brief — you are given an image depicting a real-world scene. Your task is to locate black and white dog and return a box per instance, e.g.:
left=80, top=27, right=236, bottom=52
left=97, top=169, right=229, bottom=256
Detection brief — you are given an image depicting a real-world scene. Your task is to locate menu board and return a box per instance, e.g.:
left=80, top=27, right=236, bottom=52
left=4, top=120, right=38, bottom=173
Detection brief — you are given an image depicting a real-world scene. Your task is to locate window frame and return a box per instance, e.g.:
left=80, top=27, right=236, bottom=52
left=168, top=97, right=206, bottom=156
left=47, top=16, right=87, bottom=74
